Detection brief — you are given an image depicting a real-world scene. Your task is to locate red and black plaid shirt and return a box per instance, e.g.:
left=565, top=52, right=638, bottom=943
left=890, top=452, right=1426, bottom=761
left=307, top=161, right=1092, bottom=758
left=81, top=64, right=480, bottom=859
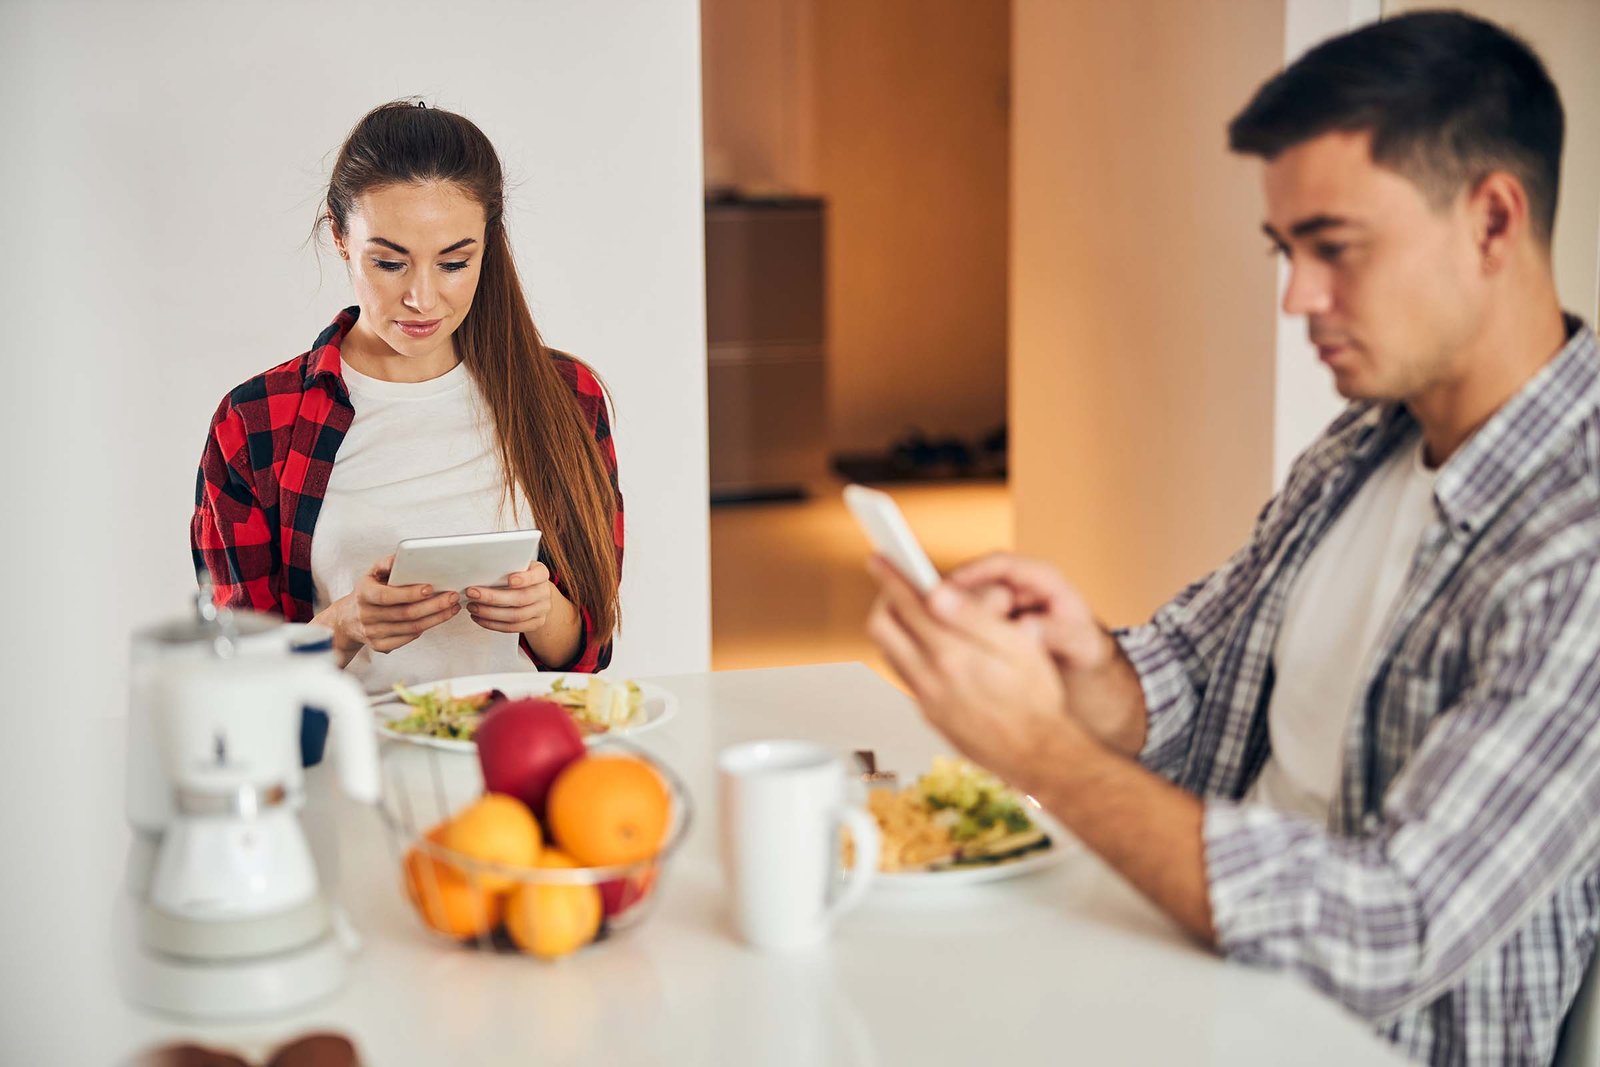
left=191, top=307, right=623, bottom=673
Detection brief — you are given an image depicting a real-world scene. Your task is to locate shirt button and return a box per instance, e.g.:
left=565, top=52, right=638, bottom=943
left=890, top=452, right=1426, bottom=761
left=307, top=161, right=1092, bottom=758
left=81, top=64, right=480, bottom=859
left=1362, top=814, right=1380, bottom=833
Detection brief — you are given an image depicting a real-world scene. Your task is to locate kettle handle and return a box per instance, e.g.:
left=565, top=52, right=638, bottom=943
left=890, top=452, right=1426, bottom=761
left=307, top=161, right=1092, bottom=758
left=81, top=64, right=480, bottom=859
left=300, top=670, right=382, bottom=803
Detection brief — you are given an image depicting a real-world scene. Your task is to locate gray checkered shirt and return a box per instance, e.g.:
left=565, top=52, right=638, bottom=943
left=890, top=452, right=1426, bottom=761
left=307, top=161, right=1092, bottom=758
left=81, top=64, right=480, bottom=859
left=1117, top=318, right=1600, bottom=1065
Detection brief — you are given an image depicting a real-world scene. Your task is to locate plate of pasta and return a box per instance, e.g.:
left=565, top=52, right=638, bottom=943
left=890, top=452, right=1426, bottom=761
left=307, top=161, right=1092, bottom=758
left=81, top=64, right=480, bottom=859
left=859, top=757, right=1070, bottom=888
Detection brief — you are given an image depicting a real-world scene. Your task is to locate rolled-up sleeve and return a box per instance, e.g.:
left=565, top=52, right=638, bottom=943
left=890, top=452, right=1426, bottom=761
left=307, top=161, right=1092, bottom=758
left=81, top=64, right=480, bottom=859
left=1117, top=618, right=1206, bottom=778
left=1115, top=493, right=1288, bottom=780
left=1203, top=558, right=1600, bottom=1022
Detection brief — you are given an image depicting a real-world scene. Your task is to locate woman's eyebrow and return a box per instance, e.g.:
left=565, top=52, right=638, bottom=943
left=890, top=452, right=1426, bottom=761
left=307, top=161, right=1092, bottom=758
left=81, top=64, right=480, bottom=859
left=364, top=237, right=479, bottom=255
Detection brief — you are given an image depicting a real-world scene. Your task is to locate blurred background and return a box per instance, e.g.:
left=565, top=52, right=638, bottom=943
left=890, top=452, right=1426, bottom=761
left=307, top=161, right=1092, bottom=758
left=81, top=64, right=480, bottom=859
left=702, top=0, right=1600, bottom=675
left=0, top=0, right=1594, bottom=698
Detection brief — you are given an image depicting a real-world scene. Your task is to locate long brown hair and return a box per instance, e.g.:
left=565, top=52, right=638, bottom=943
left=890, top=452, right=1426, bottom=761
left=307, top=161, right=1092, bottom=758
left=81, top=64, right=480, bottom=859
left=320, top=100, right=619, bottom=641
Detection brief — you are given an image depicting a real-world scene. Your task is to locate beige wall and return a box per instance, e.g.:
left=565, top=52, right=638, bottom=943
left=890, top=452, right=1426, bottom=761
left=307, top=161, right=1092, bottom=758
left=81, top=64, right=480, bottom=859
left=700, top=0, right=816, bottom=193
left=1384, top=0, right=1600, bottom=323
left=1010, top=0, right=1284, bottom=626
left=700, top=0, right=1010, bottom=457
left=813, top=0, right=1011, bottom=454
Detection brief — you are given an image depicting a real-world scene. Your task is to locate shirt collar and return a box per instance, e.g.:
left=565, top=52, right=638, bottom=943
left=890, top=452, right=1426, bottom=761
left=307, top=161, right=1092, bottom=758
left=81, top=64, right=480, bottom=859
left=1431, top=315, right=1598, bottom=538
left=302, top=306, right=360, bottom=391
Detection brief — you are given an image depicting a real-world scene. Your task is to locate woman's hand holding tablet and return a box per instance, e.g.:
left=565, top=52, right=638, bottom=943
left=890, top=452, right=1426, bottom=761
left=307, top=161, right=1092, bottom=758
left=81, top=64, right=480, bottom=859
left=317, top=554, right=463, bottom=665
left=387, top=529, right=543, bottom=592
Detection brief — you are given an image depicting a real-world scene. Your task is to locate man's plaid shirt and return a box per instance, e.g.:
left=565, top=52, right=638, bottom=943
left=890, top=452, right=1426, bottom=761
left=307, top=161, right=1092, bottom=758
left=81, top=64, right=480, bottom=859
left=1118, top=318, right=1600, bottom=1064
left=191, top=307, right=623, bottom=673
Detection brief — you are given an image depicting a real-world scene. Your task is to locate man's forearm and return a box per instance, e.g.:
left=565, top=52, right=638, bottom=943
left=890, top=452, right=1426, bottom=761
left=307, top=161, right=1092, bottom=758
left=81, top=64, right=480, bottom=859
left=1059, top=635, right=1149, bottom=758
left=1023, top=726, right=1214, bottom=944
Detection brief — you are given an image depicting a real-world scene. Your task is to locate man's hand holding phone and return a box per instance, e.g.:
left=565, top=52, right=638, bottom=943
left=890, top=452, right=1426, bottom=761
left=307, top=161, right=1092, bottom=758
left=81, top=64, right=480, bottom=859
left=850, top=486, right=1144, bottom=757
left=940, top=554, right=1117, bottom=672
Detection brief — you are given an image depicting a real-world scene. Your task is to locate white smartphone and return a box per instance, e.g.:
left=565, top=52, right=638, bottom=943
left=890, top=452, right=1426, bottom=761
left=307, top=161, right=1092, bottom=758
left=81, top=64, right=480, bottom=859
left=387, top=529, right=542, bottom=593
left=843, top=484, right=940, bottom=593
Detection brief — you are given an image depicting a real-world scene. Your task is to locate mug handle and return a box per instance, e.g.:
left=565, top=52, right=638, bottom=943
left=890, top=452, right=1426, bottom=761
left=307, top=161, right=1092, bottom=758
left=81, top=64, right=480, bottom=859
left=825, top=805, right=880, bottom=923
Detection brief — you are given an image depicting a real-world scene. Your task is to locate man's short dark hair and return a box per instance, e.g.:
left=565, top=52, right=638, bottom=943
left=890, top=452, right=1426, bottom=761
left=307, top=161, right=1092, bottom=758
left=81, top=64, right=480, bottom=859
left=1229, top=10, right=1564, bottom=244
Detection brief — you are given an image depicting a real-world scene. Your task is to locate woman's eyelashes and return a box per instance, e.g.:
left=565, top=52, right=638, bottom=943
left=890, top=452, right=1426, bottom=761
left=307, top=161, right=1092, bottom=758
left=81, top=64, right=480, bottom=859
left=371, top=260, right=472, bottom=273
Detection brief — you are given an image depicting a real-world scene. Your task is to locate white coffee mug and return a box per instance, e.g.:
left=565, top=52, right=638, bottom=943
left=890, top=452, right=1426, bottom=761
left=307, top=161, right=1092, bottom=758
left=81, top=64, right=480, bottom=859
left=718, top=739, right=880, bottom=950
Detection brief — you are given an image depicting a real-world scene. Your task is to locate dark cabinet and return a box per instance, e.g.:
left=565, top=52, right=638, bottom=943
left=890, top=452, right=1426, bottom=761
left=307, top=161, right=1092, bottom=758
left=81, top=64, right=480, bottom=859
left=705, top=198, right=827, bottom=501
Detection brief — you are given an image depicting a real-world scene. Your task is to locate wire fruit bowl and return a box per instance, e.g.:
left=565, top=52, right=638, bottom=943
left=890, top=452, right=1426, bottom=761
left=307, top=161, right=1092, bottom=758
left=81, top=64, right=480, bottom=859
left=376, top=736, right=693, bottom=957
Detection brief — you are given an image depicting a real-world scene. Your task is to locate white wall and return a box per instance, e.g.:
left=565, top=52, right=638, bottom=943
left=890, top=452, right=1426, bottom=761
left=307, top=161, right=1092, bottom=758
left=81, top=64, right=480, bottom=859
left=0, top=0, right=710, bottom=713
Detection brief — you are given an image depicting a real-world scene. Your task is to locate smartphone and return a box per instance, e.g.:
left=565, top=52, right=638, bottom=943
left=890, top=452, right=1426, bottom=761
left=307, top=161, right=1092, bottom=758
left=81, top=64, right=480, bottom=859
left=387, top=529, right=542, bottom=593
left=843, top=484, right=940, bottom=593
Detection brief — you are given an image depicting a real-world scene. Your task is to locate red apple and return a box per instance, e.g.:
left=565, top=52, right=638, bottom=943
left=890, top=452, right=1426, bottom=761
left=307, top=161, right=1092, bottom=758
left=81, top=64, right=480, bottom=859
left=475, top=698, right=586, bottom=817
left=599, top=867, right=658, bottom=919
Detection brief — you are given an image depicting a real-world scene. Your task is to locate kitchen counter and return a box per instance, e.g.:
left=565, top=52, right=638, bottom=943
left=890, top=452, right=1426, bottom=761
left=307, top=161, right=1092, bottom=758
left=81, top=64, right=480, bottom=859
left=6, top=663, right=1404, bottom=1065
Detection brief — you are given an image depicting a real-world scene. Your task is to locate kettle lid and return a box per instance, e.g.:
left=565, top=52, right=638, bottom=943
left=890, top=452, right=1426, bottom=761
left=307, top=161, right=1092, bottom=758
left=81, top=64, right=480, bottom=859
left=134, top=572, right=284, bottom=654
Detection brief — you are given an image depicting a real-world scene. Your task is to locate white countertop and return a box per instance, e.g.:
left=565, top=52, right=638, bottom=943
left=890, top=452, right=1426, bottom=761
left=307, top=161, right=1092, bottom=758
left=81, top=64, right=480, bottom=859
left=2, top=663, right=1405, bottom=1065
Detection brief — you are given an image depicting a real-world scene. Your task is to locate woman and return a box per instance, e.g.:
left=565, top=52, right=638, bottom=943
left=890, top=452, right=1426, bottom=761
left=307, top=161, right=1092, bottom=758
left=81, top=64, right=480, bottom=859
left=192, top=101, right=622, bottom=690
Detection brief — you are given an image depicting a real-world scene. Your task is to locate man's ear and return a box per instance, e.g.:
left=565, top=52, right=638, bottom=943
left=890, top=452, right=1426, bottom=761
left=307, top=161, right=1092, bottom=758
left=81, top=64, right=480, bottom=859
left=1468, top=171, right=1528, bottom=273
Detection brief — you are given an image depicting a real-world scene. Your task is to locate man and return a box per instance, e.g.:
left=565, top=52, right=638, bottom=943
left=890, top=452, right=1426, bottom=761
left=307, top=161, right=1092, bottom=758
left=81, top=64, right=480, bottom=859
left=867, top=12, right=1597, bottom=1065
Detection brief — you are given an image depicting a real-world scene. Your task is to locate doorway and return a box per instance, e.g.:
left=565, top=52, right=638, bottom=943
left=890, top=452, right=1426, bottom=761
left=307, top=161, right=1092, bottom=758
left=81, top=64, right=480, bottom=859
left=700, top=0, right=1013, bottom=672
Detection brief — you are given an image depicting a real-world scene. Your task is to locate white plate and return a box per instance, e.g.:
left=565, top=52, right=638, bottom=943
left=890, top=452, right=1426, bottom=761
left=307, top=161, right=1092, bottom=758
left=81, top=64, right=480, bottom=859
left=372, top=671, right=677, bottom=753
left=874, top=805, right=1071, bottom=889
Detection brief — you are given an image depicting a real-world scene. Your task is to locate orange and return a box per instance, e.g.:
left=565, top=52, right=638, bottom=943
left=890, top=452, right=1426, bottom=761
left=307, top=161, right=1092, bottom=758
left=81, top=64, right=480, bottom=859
left=546, top=755, right=672, bottom=867
left=503, top=849, right=603, bottom=960
left=440, top=794, right=542, bottom=891
left=402, top=826, right=502, bottom=940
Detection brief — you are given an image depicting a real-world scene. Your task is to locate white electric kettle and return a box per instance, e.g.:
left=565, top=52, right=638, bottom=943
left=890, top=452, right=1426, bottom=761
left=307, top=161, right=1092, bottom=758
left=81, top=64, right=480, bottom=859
left=118, top=581, right=380, bottom=1020
left=146, top=652, right=378, bottom=922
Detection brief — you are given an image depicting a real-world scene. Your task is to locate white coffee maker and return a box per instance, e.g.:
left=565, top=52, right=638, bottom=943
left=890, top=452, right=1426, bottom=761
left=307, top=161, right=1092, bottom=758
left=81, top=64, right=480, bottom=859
left=118, top=581, right=379, bottom=1019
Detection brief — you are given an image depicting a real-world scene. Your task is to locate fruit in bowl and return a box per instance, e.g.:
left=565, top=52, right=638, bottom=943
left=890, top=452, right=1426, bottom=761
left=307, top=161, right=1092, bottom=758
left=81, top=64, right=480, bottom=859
left=598, top=868, right=658, bottom=921
left=392, top=748, right=680, bottom=960
left=503, top=850, right=604, bottom=960
left=475, top=698, right=587, bottom=817
left=440, top=794, right=542, bottom=892
left=548, top=754, right=672, bottom=867
left=403, top=826, right=503, bottom=940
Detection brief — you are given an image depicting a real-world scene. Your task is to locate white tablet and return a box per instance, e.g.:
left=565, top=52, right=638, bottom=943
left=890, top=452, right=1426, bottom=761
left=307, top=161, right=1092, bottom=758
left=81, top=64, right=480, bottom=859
left=843, top=484, right=940, bottom=593
left=387, top=529, right=542, bottom=593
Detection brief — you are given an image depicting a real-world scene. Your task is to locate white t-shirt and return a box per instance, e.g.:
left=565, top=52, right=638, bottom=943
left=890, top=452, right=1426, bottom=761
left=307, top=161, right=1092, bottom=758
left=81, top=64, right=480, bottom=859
left=311, top=360, right=536, bottom=695
left=1247, top=437, right=1439, bottom=822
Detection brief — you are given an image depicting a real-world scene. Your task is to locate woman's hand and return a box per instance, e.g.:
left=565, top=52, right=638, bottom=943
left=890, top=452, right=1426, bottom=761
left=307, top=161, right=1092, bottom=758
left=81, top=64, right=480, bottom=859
left=463, top=562, right=559, bottom=633
left=466, top=562, right=583, bottom=665
left=316, top=554, right=463, bottom=666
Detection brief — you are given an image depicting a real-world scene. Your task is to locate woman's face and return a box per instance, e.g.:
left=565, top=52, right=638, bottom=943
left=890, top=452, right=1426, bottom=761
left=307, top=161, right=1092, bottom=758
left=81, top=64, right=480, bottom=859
left=332, top=181, right=487, bottom=380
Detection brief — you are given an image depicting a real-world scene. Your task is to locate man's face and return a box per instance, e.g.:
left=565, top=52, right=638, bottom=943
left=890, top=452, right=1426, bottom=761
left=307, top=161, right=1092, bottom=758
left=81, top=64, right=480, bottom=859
left=1262, top=129, right=1483, bottom=402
